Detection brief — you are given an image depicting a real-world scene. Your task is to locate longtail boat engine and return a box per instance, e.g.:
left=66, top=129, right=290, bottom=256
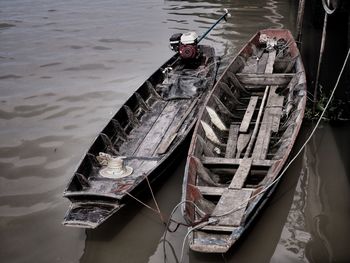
left=169, top=31, right=200, bottom=60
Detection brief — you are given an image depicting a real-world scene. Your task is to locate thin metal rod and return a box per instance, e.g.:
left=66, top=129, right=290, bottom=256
left=197, top=10, right=229, bottom=43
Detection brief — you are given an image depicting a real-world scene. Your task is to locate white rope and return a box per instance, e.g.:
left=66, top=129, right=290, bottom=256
left=162, top=200, right=207, bottom=262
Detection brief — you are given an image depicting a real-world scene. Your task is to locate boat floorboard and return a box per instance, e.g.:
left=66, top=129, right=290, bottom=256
left=211, top=188, right=253, bottom=226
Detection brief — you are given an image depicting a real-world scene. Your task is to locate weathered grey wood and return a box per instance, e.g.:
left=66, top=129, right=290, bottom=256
left=243, top=50, right=277, bottom=158
left=157, top=99, right=197, bottom=154
left=271, top=96, right=285, bottom=132
left=183, top=30, right=307, bottom=254
left=257, top=53, right=269, bottom=73
left=227, top=71, right=246, bottom=92
left=111, top=119, right=127, bottom=140
left=229, top=158, right=252, bottom=189
left=225, top=125, right=239, bottom=158
left=211, top=189, right=253, bottom=226
left=119, top=101, right=167, bottom=155
left=239, top=96, right=258, bottom=133
left=241, top=57, right=258, bottom=74
left=123, top=105, right=140, bottom=125
left=236, top=133, right=251, bottom=158
left=135, top=92, right=150, bottom=111
left=192, top=231, right=232, bottom=253
left=252, top=86, right=284, bottom=159
left=286, top=73, right=300, bottom=116
left=235, top=73, right=293, bottom=86
left=265, top=50, right=276, bottom=73
left=135, top=101, right=180, bottom=156
left=200, top=225, right=237, bottom=232
left=243, top=87, right=270, bottom=158
left=219, top=82, right=244, bottom=106
left=213, top=95, right=239, bottom=118
left=145, top=80, right=163, bottom=99
left=201, top=156, right=273, bottom=167
left=197, top=186, right=226, bottom=196
left=206, top=106, right=227, bottom=131
left=100, top=133, right=118, bottom=155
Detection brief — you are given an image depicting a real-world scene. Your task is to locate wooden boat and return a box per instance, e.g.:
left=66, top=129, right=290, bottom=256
left=182, top=29, right=307, bottom=253
left=63, top=45, right=218, bottom=228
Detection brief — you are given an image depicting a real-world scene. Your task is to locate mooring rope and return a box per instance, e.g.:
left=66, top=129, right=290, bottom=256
left=322, top=0, right=337, bottom=15
left=145, top=176, right=164, bottom=223
left=162, top=200, right=207, bottom=262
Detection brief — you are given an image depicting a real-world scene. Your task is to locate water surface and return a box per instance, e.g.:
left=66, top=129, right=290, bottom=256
left=1, top=0, right=349, bottom=262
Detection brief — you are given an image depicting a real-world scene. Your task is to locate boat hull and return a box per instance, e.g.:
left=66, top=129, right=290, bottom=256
left=182, top=29, right=307, bottom=253
left=63, top=45, right=218, bottom=228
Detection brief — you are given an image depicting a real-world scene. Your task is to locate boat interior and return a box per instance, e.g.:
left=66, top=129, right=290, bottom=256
left=184, top=30, right=307, bottom=252
left=65, top=46, right=216, bottom=196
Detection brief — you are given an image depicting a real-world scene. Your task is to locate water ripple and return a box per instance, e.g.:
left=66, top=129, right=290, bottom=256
left=63, top=63, right=113, bottom=71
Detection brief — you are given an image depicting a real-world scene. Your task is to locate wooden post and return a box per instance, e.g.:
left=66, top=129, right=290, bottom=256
left=313, top=5, right=328, bottom=113
left=296, top=0, right=306, bottom=45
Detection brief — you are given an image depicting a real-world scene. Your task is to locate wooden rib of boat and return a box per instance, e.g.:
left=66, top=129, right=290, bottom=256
left=63, top=45, right=217, bottom=228
left=182, top=29, right=307, bottom=253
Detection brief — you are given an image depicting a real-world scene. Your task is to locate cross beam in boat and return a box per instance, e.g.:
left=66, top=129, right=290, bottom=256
left=197, top=186, right=226, bottom=196
left=235, top=73, right=294, bottom=86
left=201, top=156, right=273, bottom=167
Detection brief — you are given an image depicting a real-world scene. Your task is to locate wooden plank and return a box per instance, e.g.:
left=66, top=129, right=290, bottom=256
left=257, top=53, right=269, bottom=73
left=241, top=57, right=258, bottom=74
left=211, top=188, right=253, bottom=226
left=235, top=133, right=251, bottom=158
left=246, top=50, right=277, bottom=159
left=252, top=86, right=284, bottom=159
left=271, top=96, right=285, bottom=132
left=265, top=50, right=276, bottom=73
left=200, top=225, right=237, bottom=232
left=235, top=73, right=293, bottom=86
left=197, top=186, right=226, bottom=196
left=119, top=101, right=167, bottom=156
left=239, top=96, right=258, bottom=133
left=201, top=156, right=273, bottom=167
left=243, top=86, right=270, bottom=158
left=229, top=158, right=252, bottom=189
left=135, top=101, right=180, bottom=156
left=157, top=99, right=197, bottom=154
left=225, top=125, right=239, bottom=158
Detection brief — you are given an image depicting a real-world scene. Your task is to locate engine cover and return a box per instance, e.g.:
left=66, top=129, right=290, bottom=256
left=179, top=44, right=198, bottom=59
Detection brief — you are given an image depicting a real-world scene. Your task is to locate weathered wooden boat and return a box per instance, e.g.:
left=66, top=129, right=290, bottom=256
left=182, top=29, right=307, bottom=253
left=63, top=44, right=218, bottom=228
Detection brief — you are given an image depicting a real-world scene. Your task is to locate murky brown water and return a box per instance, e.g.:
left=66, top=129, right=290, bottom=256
left=1, top=0, right=349, bottom=262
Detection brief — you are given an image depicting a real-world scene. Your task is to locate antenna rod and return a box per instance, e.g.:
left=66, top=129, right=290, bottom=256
left=197, top=9, right=231, bottom=43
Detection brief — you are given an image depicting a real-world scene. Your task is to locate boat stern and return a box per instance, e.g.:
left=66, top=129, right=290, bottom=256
left=189, top=226, right=244, bottom=253
left=63, top=201, right=123, bottom=229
